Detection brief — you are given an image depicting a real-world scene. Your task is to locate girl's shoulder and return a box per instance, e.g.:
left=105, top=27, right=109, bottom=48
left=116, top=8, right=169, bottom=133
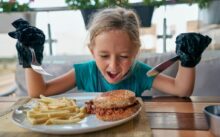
left=73, top=60, right=96, bottom=67
left=73, top=60, right=98, bottom=75
left=134, top=61, right=152, bottom=71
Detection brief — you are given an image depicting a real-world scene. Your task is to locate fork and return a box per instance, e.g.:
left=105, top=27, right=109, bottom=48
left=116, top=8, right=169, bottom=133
left=0, top=97, right=31, bottom=117
left=29, top=47, right=53, bottom=76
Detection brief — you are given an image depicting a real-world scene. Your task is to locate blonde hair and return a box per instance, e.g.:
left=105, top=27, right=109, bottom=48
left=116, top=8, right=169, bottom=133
left=88, top=7, right=141, bottom=48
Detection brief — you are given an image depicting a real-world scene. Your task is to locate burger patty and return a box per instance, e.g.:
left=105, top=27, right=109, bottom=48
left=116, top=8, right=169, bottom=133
left=85, top=100, right=140, bottom=116
left=85, top=100, right=96, bottom=114
left=96, top=101, right=139, bottom=116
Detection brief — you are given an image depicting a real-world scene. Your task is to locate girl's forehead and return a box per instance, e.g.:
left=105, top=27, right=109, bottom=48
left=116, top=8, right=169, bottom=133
left=92, top=30, right=139, bottom=54
left=94, top=30, right=133, bottom=49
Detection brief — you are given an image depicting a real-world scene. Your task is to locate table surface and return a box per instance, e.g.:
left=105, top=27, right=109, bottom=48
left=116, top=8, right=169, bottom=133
left=0, top=95, right=220, bottom=137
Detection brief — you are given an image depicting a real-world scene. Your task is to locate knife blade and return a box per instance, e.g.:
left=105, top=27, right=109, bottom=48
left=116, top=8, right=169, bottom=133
left=147, top=56, right=179, bottom=77
left=0, top=97, right=31, bottom=117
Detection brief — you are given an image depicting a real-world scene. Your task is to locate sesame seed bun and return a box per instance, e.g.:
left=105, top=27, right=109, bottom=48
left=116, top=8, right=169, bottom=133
left=93, top=90, right=136, bottom=109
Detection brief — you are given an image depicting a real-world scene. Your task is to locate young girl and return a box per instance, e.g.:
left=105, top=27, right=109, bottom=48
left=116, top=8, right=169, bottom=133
left=9, top=7, right=211, bottom=98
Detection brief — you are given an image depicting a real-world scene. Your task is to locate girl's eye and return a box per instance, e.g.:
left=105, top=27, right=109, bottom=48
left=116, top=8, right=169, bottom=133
left=120, top=56, right=129, bottom=59
left=100, top=55, right=109, bottom=58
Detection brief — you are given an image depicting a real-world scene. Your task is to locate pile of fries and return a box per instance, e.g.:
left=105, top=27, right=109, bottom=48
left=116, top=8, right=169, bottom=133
left=26, top=95, right=86, bottom=125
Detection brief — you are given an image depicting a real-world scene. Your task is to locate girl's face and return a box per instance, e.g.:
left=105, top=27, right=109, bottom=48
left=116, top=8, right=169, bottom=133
left=90, top=30, right=139, bottom=84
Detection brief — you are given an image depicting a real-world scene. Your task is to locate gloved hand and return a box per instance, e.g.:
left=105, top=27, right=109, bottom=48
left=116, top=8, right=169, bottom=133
left=8, top=18, right=45, bottom=68
left=175, top=33, right=212, bottom=67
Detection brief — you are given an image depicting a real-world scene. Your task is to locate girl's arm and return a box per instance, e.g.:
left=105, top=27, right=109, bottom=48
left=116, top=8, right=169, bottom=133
left=153, top=33, right=211, bottom=97
left=25, top=69, right=76, bottom=97
left=152, top=62, right=195, bottom=97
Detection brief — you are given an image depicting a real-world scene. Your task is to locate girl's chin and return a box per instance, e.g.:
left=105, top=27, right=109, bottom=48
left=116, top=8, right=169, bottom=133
left=105, top=76, right=121, bottom=84
left=107, top=80, right=120, bottom=84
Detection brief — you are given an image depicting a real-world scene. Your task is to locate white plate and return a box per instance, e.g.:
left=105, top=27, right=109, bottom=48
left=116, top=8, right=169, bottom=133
left=11, top=93, right=142, bottom=135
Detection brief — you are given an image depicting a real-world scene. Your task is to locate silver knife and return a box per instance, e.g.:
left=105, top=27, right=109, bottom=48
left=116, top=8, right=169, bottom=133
left=0, top=97, right=31, bottom=117
left=147, top=56, right=179, bottom=77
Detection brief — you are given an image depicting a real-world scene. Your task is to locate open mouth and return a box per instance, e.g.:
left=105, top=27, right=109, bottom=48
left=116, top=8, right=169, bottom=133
left=107, top=72, right=119, bottom=80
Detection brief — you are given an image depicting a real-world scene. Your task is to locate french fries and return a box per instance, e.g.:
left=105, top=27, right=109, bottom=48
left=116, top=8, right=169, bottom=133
left=26, top=95, right=86, bottom=125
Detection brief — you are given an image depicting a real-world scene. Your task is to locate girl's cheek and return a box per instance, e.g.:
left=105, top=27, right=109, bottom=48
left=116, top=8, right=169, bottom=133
left=121, top=61, right=132, bottom=69
left=96, top=59, right=108, bottom=67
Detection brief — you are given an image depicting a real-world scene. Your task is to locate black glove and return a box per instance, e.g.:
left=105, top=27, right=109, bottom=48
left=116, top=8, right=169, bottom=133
left=175, top=33, right=212, bottom=67
left=8, top=18, right=45, bottom=68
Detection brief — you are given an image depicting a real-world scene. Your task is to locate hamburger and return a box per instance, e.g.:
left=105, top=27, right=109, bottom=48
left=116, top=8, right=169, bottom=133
left=85, top=90, right=141, bottom=121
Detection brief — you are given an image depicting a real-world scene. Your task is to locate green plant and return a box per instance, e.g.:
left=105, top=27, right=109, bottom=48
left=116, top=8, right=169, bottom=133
left=185, top=0, right=210, bottom=9
left=0, top=0, right=33, bottom=12
left=65, top=0, right=130, bottom=10
left=143, top=0, right=210, bottom=9
left=65, top=0, right=211, bottom=10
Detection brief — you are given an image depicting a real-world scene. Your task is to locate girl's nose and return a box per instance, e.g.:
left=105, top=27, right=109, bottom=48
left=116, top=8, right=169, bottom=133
left=109, top=57, right=118, bottom=71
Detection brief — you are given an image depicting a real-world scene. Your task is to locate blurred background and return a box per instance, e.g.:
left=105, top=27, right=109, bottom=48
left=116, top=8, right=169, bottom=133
left=1, top=0, right=220, bottom=96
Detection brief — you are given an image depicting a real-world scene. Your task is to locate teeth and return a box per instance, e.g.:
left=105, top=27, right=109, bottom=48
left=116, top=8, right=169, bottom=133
left=107, top=71, right=117, bottom=75
left=110, top=72, right=117, bottom=75
left=107, top=71, right=118, bottom=78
